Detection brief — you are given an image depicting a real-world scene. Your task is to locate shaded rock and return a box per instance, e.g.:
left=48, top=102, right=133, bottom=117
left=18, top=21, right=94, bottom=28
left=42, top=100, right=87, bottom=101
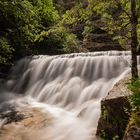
left=71, top=20, right=124, bottom=52
left=96, top=74, right=131, bottom=139
left=83, top=27, right=124, bottom=52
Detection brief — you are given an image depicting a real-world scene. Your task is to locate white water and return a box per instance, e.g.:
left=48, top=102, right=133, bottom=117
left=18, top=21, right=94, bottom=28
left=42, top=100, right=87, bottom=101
left=0, top=51, right=138, bottom=140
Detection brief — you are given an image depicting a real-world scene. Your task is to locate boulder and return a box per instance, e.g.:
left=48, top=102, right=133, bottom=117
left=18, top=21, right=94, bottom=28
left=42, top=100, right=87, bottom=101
left=96, top=74, right=131, bottom=139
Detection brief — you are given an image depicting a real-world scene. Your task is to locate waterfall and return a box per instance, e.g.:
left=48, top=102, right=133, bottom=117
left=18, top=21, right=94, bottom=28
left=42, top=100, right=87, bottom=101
left=0, top=51, right=137, bottom=140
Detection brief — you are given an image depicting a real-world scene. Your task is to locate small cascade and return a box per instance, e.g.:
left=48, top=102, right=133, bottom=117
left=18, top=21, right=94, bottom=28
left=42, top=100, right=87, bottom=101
left=0, top=51, right=138, bottom=140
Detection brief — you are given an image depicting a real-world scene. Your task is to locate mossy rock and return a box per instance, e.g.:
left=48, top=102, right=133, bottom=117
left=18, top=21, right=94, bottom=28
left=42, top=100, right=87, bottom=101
left=96, top=96, right=131, bottom=140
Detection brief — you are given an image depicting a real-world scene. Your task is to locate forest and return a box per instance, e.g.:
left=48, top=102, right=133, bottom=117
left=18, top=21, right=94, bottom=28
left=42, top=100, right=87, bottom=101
left=0, top=0, right=139, bottom=65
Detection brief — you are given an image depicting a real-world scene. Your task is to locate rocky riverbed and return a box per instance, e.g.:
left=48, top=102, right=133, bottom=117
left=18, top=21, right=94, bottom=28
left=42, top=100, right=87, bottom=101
left=0, top=102, right=53, bottom=140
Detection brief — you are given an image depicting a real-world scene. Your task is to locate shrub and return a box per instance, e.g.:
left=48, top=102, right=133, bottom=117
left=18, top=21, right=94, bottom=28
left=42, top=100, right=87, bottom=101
left=128, top=79, right=140, bottom=111
left=0, top=37, right=14, bottom=64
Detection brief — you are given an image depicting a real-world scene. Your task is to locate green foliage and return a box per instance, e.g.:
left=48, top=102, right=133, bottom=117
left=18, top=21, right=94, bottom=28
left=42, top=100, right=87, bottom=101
left=0, top=37, right=14, bottom=64
left=0, top=0, right=73, bottom=64
left=59, top=3, right=91, bottom=27
left=128, top=79, right=140, bottom=111
left=57, top=0, right=140, bottom=49
left=37, top=0, right=59, bottom=26
left=89, top=0, right=131, bottom=47
left=129, top=111, right=140, bottom=127
left=93, top=0, right=140, bottom=48
left=35, top=26, right=79, bottom=54
left=0, top=0, right=140, bottom=65
left=0, top=0, right=40, bottom=59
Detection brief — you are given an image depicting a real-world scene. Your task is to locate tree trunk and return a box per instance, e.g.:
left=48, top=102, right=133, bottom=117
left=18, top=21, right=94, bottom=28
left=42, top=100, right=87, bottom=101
left=131, top=0, right=138, bottom=80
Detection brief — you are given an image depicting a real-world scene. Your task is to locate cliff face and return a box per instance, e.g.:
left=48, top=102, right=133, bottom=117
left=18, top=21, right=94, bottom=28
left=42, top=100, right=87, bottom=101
left=96, top=73, right=140, bottom=140
left=83, top=27, right=123, bottom=52
left=96, top=74, right=131, bottom=139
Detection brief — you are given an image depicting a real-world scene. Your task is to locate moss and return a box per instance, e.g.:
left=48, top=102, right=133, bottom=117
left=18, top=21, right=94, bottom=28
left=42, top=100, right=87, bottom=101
left=123, top=111, right=140, bottom=140
left=129, top=111, right=140, bottom=127
left=97, top=97, right=130, bottom=140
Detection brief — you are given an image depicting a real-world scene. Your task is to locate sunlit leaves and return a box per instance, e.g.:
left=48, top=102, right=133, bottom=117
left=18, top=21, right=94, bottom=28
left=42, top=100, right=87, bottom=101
left=0, top=0, right=62, bottom=64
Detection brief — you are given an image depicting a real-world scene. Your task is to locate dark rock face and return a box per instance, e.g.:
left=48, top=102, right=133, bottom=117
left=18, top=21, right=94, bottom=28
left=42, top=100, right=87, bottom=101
left=72, top=23, right=124, bottom=52
left=96, top=73, right=140, bottom=139
left=83, top=27, right=124, bottom=52
left=96, top=74, right=131, bottom=139
left=96, top=96, right=130, bottom=140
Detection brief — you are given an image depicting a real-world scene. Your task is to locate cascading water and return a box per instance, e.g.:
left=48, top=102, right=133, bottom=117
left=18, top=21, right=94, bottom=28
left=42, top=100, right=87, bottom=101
left=0, top=51, right=138, bottom=140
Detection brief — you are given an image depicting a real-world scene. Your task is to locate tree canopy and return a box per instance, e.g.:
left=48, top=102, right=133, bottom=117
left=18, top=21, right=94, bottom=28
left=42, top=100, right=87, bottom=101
left=0, top=0, right=140, bottom=71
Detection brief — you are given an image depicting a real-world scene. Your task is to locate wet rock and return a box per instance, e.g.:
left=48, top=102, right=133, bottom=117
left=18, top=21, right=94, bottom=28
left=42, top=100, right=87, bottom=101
left=0, top=103, right=53, bottom=140
left=0, top=103, right=25, bottom=126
